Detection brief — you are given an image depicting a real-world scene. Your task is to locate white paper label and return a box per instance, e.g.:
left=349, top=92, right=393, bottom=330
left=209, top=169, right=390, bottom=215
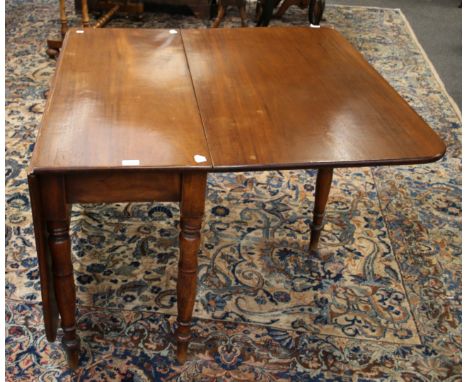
left=76, top=30, right=85, bottom=34
left=122, top=159, right=140, bottom=166
left=169, top=29, right=178, bottom=34
left=194, top=155, right=207, bottom=163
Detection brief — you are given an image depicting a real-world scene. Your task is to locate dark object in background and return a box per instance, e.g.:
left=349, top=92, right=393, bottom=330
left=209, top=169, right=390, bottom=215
left=256, top=0, right=325, bottom=27
left=74, top=0, right=211, bottom=19
left=308, top=0, right=325, bottom=25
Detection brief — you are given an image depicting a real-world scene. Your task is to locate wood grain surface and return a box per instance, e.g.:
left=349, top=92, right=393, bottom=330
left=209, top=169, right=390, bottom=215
left=30, top=28, right=212, bottom=172
left=30, top=27, right=445, bottom=174
left=182, top=27, right=445, bottom=170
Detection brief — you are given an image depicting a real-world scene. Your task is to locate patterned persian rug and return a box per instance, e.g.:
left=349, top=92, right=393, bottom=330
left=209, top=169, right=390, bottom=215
left=5, top=0, right=461, bottom=380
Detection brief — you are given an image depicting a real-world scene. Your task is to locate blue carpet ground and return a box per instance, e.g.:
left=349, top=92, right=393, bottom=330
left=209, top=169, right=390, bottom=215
left=5, top=1, right=461, bottom=380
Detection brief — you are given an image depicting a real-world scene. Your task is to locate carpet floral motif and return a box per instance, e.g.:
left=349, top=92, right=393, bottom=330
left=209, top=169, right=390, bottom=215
left=6, top=1, right=461, bottom=380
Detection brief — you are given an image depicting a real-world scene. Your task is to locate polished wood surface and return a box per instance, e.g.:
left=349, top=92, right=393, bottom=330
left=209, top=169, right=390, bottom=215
left=34, top=28, right=211, bottom=172
left=27, top=175, right=60, bottom=343
left=36, top=27, right=445, bottom=173
left=182, top=27, right=445, bottom=170
left=65, top=171, right=181, bottom=203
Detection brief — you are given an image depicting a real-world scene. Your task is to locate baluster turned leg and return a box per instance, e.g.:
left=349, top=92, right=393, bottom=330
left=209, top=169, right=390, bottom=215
left=41, top=175, right=80, bottom=369
left=309, top=168, right=333, bottom=253
left=176, top=172, right=207, bottom=363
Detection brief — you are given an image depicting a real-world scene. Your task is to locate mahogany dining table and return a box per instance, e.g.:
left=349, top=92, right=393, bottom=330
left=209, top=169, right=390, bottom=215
left=28, top=26, right=445, bottom=368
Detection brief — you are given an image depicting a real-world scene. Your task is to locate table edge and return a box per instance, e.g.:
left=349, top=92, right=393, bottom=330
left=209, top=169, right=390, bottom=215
left=28, top=146, right=445, bottom=175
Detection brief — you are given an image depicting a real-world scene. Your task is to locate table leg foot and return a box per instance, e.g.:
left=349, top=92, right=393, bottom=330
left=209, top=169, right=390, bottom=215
left=309, top=168, right=333, bottom=253
left=46, top=48, right=60, bottom=59
left=175, top=325, right=190, bottom=364
left=46, top=39, right=62, bottom=59
left=63, top=338, right=80, bottom=369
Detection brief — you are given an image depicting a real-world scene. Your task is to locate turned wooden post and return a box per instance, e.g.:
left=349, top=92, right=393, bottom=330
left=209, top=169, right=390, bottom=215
left=176, top=172, right=207, bottom=363
left=309, top=168, right=333, bottom=253
left=81, top=0, right=90, bottom=27
left=41, top=175, right=80, bottom=369
left=59, top=0, right=68, bottom=37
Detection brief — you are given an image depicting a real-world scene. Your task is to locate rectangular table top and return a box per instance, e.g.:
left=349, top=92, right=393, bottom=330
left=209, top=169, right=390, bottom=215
left=30, top=28, right=212, bottom=172
left=30, top=27, right=445, bottom=173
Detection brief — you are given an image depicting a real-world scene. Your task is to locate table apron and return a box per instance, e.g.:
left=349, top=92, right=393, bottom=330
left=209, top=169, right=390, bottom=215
left=64, top=171, right=181, bottom=203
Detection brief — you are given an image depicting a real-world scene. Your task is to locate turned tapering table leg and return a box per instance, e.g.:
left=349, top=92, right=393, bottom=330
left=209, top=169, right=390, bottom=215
left=41, top=175, right=80, bottom=369
left=309, top=168, right=333, bottom=253
left=176, top=172, right=207, bottom=363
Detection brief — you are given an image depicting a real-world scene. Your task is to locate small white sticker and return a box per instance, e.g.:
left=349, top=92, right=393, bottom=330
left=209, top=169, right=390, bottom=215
left=169, top=29, right=178, bottom=34
left=309, top=24, right=321, bottom=28
left=76, top=30, right=85, bottom=34
left=194, top=155, right=207, bottom=163
left=122, top=159, right=140, bottom=166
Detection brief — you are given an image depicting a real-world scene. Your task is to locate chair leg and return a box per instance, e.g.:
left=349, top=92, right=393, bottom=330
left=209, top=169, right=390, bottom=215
left=212, top=2, right=225, bottom=28
left=81, top=0, right=90, bottom=27
left=237, top=0, right=247, bottom=26
left=59, top=0, right=69, bottom=37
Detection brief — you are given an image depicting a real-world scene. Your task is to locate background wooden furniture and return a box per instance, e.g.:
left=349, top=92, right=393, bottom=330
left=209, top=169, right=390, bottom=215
left=256, top=0, right=324, bottom=26
left=75, top=0, right=211, bottom=19
left=30, top=27, right=445, bottom=368
left=212, top=0, right=247, bottom=27
left=47, top=0, right=144, bottom=58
